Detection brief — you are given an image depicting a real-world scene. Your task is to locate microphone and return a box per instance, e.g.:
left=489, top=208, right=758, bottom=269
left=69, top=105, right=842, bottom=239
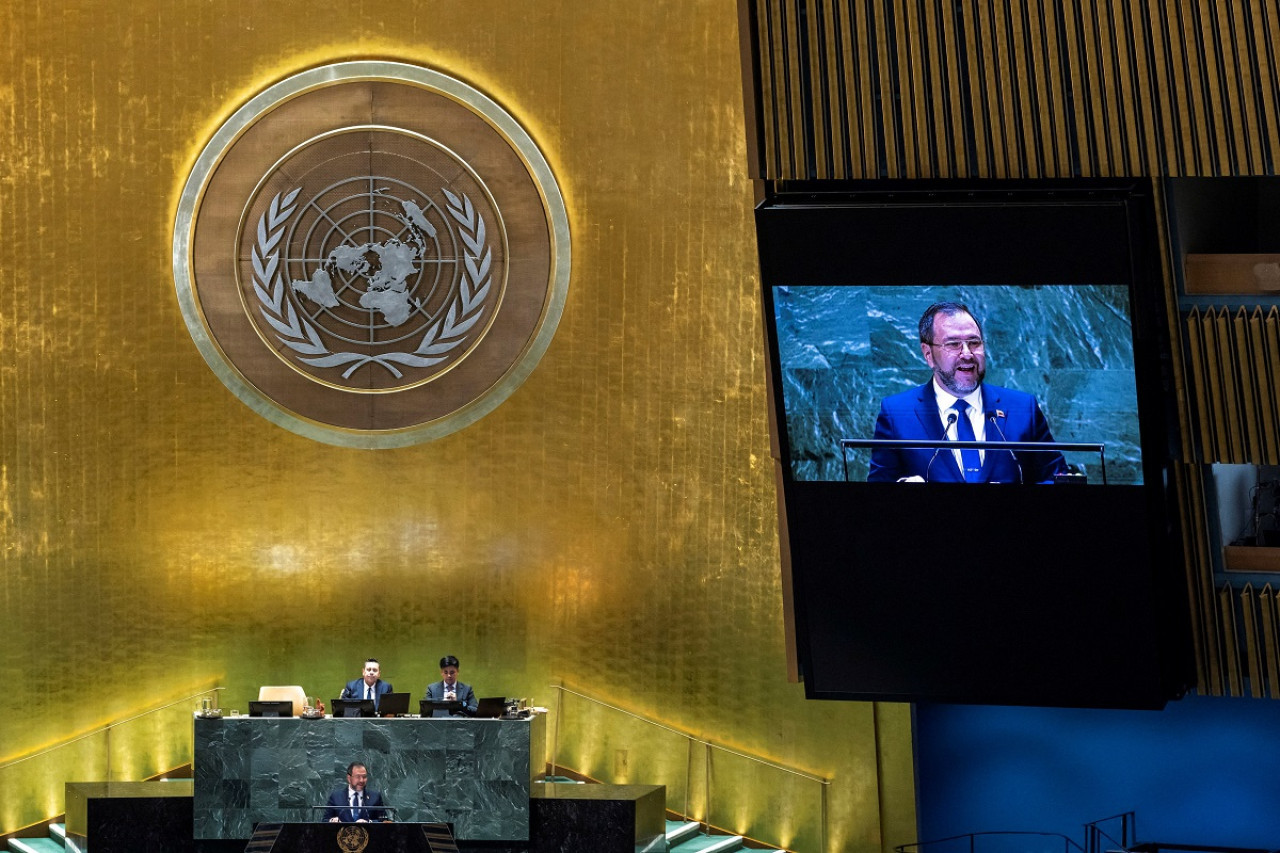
left=926, top=411, right=958, bottom=482
left=986, top=412, right=1023, bottom=484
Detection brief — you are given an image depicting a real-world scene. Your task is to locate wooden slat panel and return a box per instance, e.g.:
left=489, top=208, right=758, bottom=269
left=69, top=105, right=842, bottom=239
left=972, top=3, right=1009, bottom=176
left=1175, top=466, right=1213, bottom=691
left=781, top=0, right=809, bottom=179
left=852, top=1, right=878, bottom=176
left=1112, top=0, right=1153, bottom=172
left=1059, top=1, right=1095, bottom=174
left=1260, top=584, right=1280, bottom=699
left=1006, top=0, right=1038, bottom=175
left=936, top=0, right=969, bottom=176
left=806, top=0, right=832, bottom=179
left=754, top=0, right=782, bottom=177
left=995, top=1, right=1023, bottom=175
left=920, top=0, right=954, bottom=175
left=817, top=0, right=848, bottom=179
left=869, top=0, right=900, bottom=177
left=896, top=0, right=923, bottom=177
left=1143, top=0, right=1183, bottom=173
left=1181, top=0, right=1221, bottom=172
left=744, top=0, right=1280, bottom=180
left=1225, top=0, right=1262, bottom=172
left=1240, top=584, right=1264, bottom=698
left=1024, top=0, right=1060, bottom=175
left=1095, top=0, right=1130, bottom=172
left=1219, top=584, right=1243, bottom=695
left=1251, top=1, right=1280, bottom=170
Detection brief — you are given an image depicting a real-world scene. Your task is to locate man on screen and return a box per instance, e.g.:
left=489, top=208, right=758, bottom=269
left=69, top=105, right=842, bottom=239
left=340, top=658, right=394, bottom=713
left=867, top=301, right=1065, bottom=483
left=324, top=762, right=388, bottom=823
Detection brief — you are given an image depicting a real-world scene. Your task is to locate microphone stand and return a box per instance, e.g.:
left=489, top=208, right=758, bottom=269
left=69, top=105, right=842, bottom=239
left=925, top=411, right=959, bottom=482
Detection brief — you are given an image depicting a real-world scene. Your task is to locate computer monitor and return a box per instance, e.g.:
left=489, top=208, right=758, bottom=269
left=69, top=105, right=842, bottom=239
left=330, top=698, right=375, bottom=718
left=248, top=700, right=293, bottom=718
left=376, top=692, right=411, bottom=717
left=473, top=697, right=507, bottom=718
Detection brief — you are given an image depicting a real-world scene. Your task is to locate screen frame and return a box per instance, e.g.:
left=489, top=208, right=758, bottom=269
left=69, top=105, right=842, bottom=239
left=756, top=178, right=1189, bottom=709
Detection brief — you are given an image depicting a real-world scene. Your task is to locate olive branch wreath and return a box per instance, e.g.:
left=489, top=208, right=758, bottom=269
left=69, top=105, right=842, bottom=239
left=252, top=187, right=492, bottom=380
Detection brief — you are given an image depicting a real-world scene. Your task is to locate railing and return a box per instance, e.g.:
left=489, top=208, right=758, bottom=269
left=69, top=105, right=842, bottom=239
left=1085, top=811, right=1136, bottom=853
left=896, top=831, right=1087, bottom=853
left=0, top=686, right=223, bottom=834
left=548, top=684, right=829, bottom=853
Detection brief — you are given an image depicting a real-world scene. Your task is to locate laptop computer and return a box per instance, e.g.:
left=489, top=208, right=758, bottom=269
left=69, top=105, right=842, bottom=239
left=330, top=698, right=375, bottom=718
left=473, top=697, right=507, bottom=718
left=420, top=699, right=466, bottom=717
left=376, top=692, right=411, bottom=717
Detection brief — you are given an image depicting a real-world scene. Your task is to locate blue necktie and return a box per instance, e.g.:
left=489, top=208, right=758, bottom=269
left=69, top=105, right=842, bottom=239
left=953, top=400, right=982, bottom=482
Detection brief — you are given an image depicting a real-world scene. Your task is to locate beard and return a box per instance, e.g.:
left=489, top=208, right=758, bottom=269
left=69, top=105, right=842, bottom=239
left=936, top=360, right=984, bottom=396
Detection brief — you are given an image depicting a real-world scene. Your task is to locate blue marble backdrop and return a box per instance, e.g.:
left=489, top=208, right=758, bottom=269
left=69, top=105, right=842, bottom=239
left=773, top=284, right=1144, bottom=484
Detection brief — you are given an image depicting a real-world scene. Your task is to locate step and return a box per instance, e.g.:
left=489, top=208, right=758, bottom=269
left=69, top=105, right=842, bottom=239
left=8, top=838, right=64, bottom=853
left=667, top=819, right=703, bottom=846
left=47, top=826, right=64, bottom=843
left=670, top=833, right=745, bottom=853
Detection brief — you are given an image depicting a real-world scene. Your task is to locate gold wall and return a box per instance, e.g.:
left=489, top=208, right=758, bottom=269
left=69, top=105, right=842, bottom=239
left=0, top=1, right=913, bottom=850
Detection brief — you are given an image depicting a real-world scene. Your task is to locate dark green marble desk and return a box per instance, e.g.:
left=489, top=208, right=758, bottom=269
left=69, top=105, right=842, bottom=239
left=193, top=714, right=545, bottom=843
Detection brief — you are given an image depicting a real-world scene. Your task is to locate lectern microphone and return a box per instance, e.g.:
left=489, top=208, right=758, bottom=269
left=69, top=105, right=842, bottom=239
left=925, top=411, right=959, bottom=482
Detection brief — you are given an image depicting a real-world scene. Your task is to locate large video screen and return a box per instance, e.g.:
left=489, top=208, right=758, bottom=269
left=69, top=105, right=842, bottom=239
left=757, top=181, right=1190, bottom=709
left=775, top=283, right=1143, bottom=486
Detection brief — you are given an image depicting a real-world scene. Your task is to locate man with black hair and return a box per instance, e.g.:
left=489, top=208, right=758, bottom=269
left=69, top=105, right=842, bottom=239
left=422, top=655, right=478, bottom=717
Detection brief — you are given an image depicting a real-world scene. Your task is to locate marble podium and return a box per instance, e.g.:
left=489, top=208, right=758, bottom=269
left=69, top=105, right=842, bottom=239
left=193, top=714, right=545, bottom=842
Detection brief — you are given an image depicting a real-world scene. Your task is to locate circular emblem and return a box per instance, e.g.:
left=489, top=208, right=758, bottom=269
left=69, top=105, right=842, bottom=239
left=336, top=824, right=370, bottom=852
left=174, top=62, right=569, bottom=447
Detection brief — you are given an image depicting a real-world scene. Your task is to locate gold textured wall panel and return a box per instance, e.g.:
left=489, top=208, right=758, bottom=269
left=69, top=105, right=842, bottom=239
left=0, top=0, right=912, bottom=850
left=747, top=0, right=1280, bottom=179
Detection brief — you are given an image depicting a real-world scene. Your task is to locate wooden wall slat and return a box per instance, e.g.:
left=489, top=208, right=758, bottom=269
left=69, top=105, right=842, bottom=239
left=818, top=0, right=849, bottom=179
left=754, top=0, right=780, bottom=176
left=1253, top=2, right=1280, bottom=172
left=896, top=0, right=923, bottom=177
left=807, top=0, right=832, bottom=179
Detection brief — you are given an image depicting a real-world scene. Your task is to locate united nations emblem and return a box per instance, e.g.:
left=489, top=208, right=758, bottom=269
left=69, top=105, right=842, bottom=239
left=335, top=824, right=369, bottom=852
left=173, top=62, right=569, bottom=446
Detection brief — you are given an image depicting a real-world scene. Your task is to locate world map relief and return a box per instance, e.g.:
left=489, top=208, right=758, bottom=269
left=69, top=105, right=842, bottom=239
left=290, top=197, right=438, bottom=327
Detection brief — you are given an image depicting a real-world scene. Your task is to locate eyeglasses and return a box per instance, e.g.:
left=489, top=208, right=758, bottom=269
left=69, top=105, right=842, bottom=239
left=929, top=338, right=985, bottom=354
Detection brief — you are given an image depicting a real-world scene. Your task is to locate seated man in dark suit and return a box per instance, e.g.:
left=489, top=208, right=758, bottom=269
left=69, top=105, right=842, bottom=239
left=422, top=655, right=478, bottom=717
left=324, top=762, right=388, bottom=823
left=868, top=301, right=1065, bottom=484
left=340, top=658, right=394, bottom=713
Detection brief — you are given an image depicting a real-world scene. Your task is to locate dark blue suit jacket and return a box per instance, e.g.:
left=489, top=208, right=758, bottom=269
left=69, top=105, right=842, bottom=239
left=341, top=679, right=394, bottom=712
left=423, top=680, right=478, bottom=716
left=867, top=382, right=1064, bottom=483
left=323, top=787, right=387, bottom=822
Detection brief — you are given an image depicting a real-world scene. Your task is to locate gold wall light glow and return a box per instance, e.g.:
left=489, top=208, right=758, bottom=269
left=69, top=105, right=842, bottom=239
left=1, top=0, right=915, bottom=848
